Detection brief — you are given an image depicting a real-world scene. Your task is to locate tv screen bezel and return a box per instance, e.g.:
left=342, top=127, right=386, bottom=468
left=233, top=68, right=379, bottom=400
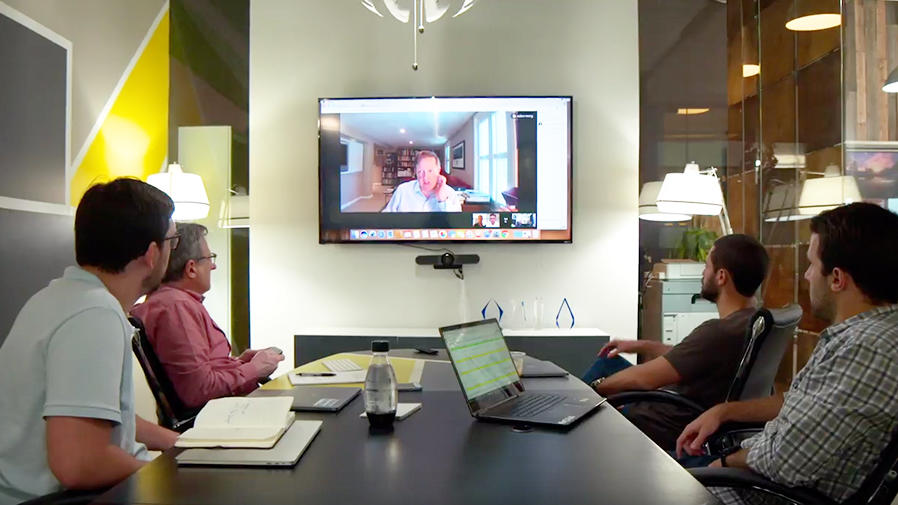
left=318, top=95, right=573, bottom=244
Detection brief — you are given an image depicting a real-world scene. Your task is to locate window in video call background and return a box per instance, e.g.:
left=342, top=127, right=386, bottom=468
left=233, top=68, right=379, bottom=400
left=318, top=96, right=572, bottom=243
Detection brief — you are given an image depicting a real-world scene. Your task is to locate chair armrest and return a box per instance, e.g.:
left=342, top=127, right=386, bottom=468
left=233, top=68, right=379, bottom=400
left=689, top=468, right=838, bottom=505
left=170, top=414, right=197, bottom=433
left=606, top=390, right=706, bottom=416
left=704, top=424, right=764, bottom=457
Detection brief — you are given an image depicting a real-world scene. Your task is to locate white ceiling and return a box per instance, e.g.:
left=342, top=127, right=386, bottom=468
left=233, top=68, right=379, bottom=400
left=340, top=111, right=474, bottom=149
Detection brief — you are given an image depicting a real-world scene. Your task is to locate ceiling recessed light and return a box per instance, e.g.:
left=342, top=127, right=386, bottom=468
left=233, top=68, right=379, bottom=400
left=677, top=108, right=710, bottom=115
left=743, top=64, right=760, bottom=77
left=399, top=128, right=406, bottom=134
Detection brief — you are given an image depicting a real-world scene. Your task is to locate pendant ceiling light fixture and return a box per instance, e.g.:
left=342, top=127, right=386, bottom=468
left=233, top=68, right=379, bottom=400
left=361, top=0, right=477, bottom=70
left=884, top=66, right=898, bottom=93
left=785, top=0, right=840, bottom=31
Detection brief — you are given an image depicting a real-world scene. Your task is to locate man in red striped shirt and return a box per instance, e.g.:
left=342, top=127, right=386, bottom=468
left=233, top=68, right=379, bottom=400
left=131, top=223, right=283, bottom=409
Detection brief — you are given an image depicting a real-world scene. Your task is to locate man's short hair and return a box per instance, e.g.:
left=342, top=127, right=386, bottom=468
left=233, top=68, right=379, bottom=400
left=710, top=234, right=769, bottom=297
left=162, top=222, right=208, bottom=283
left=810, top=202, right=898, bottom=304
left=75, top=178, right=174, bottom=273
left=415, top=150, right=441, bottom=170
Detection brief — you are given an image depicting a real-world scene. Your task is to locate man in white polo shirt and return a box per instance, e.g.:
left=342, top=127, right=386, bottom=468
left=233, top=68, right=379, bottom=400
left=0, top=178, right=181, bottom=504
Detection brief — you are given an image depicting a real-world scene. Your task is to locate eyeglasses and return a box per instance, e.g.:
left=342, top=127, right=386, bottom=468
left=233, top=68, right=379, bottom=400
left=163, top=234, right=181, bottom=250
left=194, top=253, right=217, bottom=266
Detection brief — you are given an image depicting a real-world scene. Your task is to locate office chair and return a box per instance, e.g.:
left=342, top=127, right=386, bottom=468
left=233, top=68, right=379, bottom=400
left=690, top=423, right=898, bottom=505
left=129, top=316, right=199, bottom=432
left=606, top=304, right=803, bottom=418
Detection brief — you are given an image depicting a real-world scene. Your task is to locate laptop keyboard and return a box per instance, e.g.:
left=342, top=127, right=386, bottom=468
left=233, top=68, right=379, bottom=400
left=506, top=393, right=566, bottom=417
left=323, top=358, right=363, bottom=372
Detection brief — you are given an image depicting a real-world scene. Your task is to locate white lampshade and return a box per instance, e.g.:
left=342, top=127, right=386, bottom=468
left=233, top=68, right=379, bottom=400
left=147, top=163, right=210, bottom=221
left=656, top=163, right=725, bottom=216
left=884, top=66, right=898, bottom=93
left=797, top=164, right=862, bottom=216
left=638, top=181, right=691, bottom=222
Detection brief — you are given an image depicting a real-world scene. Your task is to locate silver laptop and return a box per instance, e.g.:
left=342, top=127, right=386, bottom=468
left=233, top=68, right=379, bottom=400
left=175, top=420, right=322, bottom=467
left=439, top=319, right=604, bottom=427
left=253, top=386, right=360, bottom=412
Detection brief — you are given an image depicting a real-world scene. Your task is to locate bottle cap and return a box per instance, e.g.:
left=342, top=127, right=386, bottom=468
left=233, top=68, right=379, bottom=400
left=371, top=340, right=389, bottom=352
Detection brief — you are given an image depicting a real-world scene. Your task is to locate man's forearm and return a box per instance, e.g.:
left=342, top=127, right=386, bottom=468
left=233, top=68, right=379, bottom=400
left=596, top=368, right=646, bottom=396
left=47, top=418, right=146, bottom=490
left=136, top=416, right=178, bottom=451
left=636, top=340, right=672, bottom=360
left=709, top=448, right=750, bottom=470
left=720, top=393, right=785, bottom=424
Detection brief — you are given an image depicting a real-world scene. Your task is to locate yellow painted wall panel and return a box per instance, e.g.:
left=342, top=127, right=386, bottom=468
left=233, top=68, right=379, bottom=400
left=70, top=11, right=169, bottom=205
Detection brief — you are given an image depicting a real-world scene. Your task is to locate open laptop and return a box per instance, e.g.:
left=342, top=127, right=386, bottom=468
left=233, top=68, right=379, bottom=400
left=253, top=386, right=360, bottom=412
left=439, top=319, right=605, bottom=427
left=176, top=420, right=322, bottom=467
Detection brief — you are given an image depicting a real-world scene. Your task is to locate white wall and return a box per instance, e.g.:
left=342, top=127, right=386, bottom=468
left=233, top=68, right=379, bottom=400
left=249, top=0, right=640, bottom=372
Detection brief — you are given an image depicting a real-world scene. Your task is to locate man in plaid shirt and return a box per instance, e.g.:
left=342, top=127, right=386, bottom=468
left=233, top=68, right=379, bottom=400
left=675, top=202, right=898, bottom=504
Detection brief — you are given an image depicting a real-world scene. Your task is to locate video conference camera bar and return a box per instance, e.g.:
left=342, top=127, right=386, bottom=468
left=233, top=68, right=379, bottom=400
left=415, top=252, right=480, bottom=279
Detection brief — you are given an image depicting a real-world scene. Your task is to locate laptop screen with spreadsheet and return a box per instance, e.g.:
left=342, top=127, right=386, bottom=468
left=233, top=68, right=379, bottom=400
left=440, top=319, right=523, bottom=412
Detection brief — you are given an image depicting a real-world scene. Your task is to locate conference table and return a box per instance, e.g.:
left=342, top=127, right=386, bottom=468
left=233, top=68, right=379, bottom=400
left=92, top=351, right=722, bottom=505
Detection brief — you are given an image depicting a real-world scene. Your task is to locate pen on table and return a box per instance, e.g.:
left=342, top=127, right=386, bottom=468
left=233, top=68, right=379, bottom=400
left=295, top=372, right=336, bottom=377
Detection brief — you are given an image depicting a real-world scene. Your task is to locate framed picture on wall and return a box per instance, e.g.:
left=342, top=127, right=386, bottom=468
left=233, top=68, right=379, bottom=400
left=451, top=141, right=465, bottom=169
left=845, top=141, right=898, bottom=207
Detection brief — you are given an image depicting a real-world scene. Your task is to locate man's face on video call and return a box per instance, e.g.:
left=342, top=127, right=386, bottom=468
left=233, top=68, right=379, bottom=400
left=416, top=156, right=440, bottom=193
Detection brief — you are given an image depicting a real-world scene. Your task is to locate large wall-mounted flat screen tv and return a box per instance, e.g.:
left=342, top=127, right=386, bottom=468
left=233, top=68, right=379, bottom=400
left=319, top=96, right=572, bottom=243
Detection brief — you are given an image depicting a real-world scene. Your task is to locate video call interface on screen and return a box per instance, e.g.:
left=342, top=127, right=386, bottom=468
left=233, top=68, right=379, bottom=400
left=318, top=97, right=572, bottom=243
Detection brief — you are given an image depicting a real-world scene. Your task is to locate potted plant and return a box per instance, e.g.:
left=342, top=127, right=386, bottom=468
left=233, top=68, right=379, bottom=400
left=674, top=228, right=718, bottom=262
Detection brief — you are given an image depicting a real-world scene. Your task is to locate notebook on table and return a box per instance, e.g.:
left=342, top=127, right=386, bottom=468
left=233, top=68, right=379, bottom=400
left=439, top=319, right=604, bottom=427
left=176, top=420, right=322, bottom=467
left=253, top=386, right=361, bottom=412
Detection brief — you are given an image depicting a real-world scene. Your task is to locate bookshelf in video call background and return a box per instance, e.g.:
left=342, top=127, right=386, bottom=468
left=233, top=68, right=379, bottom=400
left=381, top=148, right=420, bottom=191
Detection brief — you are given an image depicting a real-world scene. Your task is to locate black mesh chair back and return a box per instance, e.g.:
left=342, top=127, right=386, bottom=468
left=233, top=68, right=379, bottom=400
left=726, top=304, right=802, bottom=402
left=129, top=316, right=198, bottom=432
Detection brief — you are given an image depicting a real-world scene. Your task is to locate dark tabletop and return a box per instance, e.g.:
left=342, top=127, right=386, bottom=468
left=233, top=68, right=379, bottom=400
left=93, top=355, right=721, bottom=505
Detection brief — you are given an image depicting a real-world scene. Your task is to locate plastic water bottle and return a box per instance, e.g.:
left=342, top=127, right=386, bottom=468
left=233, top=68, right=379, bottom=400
left=364, top=340, right=397, bottom=428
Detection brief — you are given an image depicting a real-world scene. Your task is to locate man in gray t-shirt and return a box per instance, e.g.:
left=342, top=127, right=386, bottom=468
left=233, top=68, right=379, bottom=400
left=0, top=179, right=180, bottom=504
left=584, top=234, right=769, bottom=451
